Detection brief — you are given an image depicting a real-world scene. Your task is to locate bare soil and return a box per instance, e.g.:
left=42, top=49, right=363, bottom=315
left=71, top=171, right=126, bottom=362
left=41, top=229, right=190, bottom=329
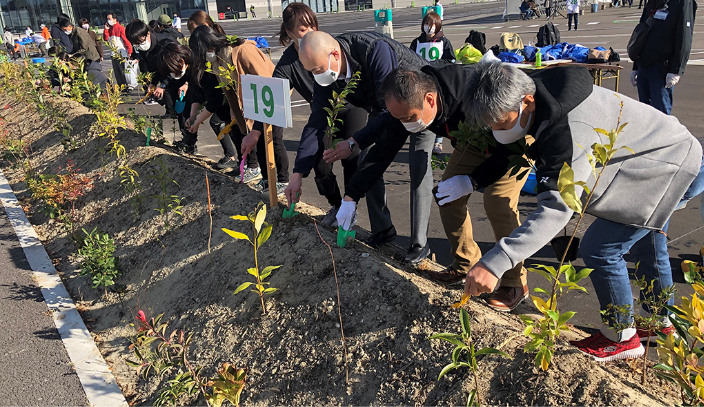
left=0, top=94, right=683, bottom=406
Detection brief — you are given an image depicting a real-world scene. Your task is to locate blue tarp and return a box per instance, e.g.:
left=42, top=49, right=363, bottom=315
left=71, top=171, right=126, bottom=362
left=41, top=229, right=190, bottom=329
left=498, top=52, right=524, bottom=63
left=247, top=36, right=269, bottom=48
left=522, top=43, right=594, bottom=63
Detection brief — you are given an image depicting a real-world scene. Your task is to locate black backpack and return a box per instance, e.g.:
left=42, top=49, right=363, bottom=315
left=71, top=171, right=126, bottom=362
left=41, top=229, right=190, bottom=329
left=536, top=22, right=560, bottom=47
left=464, top=30, right=487, bottom=54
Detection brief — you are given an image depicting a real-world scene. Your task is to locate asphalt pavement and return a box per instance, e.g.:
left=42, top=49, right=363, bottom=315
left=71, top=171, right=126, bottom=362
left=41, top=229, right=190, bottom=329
left=0, top=203, right=88, bottom=406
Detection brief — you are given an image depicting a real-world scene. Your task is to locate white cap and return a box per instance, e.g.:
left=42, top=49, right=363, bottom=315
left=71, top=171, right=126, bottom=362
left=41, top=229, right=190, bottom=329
left=40, top=24, right=45, bottom=28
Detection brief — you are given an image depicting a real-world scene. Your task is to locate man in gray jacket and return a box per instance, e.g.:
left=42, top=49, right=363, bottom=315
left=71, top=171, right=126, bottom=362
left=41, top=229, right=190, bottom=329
left=454, top=62, right=701, bottom=362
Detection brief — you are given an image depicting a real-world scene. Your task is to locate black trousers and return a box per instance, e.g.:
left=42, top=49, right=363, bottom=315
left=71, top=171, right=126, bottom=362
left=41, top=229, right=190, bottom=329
left=568, top=13, right=578, bottom=29
left=312, top=105, right=367, bottom=207
left=255, top=125, right=289, bottom=183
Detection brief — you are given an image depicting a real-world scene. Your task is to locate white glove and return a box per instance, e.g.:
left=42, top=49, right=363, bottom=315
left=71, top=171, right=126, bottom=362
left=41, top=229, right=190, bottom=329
left=665, top=73, right=680, bottom=89
left=436, top=175, right=474, bottom=206
left=630, top=70, right=637, bottom=87
left=336, top=200, right=357, bottom=230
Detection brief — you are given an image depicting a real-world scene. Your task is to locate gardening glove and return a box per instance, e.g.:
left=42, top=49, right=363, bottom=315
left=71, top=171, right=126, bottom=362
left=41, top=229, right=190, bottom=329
left=666, top=73, right=680, bottom=89
left=336, top=199, right=357, bottom=231
left=436, top=175, right=474, bottom=206
left=630, top=70, right=638, bottom=87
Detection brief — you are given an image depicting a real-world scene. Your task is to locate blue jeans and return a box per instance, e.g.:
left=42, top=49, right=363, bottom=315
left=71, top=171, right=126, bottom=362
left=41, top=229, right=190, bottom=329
left=583, top=157, right=704, bottom=341
left=636, top=63, right=673, bottom=115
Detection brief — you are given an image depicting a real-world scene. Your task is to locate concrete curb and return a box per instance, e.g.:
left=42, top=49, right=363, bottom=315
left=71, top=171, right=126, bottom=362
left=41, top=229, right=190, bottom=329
left=0, top=169, right=128, bottom=407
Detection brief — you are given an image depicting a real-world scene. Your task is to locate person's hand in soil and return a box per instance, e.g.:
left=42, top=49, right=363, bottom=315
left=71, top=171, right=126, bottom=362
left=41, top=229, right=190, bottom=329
left=187, top=120, right=200, bottom=133
left=242, top=130, right=260, bottom=156
left=464, top=262, right=499, bottom=296
left=322, top=140, right=352, bottom=163
left=285, top=173, right=303, bottom=208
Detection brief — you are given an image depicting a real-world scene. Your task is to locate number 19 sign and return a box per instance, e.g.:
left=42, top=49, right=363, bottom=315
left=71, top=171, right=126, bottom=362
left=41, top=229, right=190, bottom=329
left=241, top=75, right=293, bottom=128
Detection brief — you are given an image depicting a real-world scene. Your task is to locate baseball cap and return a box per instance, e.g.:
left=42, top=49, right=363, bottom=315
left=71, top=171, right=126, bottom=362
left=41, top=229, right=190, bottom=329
left=157, top=14, right=172, bottom=25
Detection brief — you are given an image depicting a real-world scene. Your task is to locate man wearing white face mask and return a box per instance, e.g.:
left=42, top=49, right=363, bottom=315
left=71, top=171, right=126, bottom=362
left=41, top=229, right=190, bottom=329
left=293, top=30, right=434, bottom=263
left=344, top=65, right=530, bottom=311
left=461, top=61, right=701, bottom=362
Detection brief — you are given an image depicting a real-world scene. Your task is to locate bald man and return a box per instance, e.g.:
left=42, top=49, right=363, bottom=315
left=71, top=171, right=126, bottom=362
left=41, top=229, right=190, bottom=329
left=286, top=30, right=434, bottom=264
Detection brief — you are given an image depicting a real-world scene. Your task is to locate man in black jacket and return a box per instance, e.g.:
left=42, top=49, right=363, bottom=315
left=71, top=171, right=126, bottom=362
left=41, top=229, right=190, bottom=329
left=630, top=0, right=696, bottom=114
left=346, top=65, right=531, bottom=310
left=286, top=30, right=435, bottom=264
left=157, top=14, right=185, bottom=42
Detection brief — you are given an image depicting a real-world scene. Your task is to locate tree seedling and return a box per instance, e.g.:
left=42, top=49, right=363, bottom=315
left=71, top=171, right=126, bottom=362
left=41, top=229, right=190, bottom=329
left=430, top=307, right=511, bottom=406
left=222, top=203, right=280, bottom=313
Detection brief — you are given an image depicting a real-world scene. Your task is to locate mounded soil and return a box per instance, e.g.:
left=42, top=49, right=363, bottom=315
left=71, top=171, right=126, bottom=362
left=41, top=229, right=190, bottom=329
left=0, top=93, right=683, bottom=406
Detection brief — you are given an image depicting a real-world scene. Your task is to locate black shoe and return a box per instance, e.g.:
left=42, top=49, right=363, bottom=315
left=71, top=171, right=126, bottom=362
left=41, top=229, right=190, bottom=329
left=366, top=226, right=397, bottom=249
left=174, top=140, right=197, bottom=155
left=216, top=156, right=239, bottom=169
left=405, top=244, right=430, bottom=265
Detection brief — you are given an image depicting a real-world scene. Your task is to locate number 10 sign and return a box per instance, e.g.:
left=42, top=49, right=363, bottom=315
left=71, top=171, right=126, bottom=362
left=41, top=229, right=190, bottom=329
left=241, top=75, right=293, bottom=128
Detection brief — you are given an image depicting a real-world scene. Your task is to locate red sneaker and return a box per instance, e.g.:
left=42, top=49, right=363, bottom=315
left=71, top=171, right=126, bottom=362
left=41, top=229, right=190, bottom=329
left=570, top=332, right=644, bottom=362
left=636, top=325, right=676, bottom=343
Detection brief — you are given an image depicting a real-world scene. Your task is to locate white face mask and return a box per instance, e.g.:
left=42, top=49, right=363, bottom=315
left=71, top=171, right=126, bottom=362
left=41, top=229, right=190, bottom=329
left=402, top=101, right=434, bottom=133
left=423, top=25, right=436, bottom=35
left=82, top=24, right=89, bottom=30
left=171, top=65, right=187, bottom=80
left=492, top=97, right=532, bottom=144
left=107, top=20, right=115, bottom=26
left=136, top=39, right=151, bottom=52
left=206, top=51, right=217, bottom=63
left=64, top=29, right=72, bottom=35
left=313, top=52, right=340, bottom=87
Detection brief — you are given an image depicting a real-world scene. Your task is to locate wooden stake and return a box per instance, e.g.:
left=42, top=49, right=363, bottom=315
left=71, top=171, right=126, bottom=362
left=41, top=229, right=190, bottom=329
left=263, top=123, right=278, bottom=207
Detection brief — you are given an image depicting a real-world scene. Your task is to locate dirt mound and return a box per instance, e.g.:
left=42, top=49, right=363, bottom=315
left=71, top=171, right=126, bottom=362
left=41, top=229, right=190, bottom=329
left=0, top=95, right=681, bottom=406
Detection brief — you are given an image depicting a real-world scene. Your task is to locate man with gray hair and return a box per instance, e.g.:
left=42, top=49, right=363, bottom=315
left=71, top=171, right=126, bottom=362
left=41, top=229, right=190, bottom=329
left=455, top=61, right=701, bottom=362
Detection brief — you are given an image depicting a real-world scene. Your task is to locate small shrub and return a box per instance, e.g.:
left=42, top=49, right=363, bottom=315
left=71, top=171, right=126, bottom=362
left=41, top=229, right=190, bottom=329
left=77, top=227, right=120, bottom=296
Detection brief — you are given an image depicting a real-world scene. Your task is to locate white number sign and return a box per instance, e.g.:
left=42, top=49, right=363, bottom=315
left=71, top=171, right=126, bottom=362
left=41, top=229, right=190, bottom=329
left=241, top=75, right=293, bottom=128
left=416, top=43, right=443, bottom=61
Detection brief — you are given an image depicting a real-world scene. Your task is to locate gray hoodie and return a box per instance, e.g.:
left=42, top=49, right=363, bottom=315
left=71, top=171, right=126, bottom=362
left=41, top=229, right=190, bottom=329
left=481, top=66, right=702, bottom=278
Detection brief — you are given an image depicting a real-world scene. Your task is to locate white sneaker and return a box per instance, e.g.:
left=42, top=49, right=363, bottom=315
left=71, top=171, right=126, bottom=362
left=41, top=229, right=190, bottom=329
left=432, top=143, right=443, bottom=155
left=241, top=167, right=262, bottom=183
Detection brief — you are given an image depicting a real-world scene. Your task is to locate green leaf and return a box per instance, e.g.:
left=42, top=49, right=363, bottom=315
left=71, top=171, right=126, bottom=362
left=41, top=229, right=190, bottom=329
left=524, top=325, right=534, bottom=336
left=437, top=362, right=458, bottom=380
left=545, top=310, right=559, bottom=321
left=429, top=333, right=465, bottom=347
left=475, top=347, right=511, bottom=359
left=254, top=205, right=266, bottom=233
left=257, top=223, right=273, bottom=247
left=247, top=267, right=259, bottom=277
left=452, top=346, right=462, bottom=364
left=467, top=389, right=477, bottom=407
left=222, top=228, right=251, bottom=243
left=460, top=308, right=471, bottom=337
left=524, top=338, right=543, bottom=353
left=529, top=268, right=554, bottom=282
left=519, top=315, right=534, bottom=325
left=233, top=282, right=253, bottom=294
left=263, top=287, right=277, bottom=293
left=573, top=267, right=593, bottom=282
left=532, top=287, right=549, bottom=296
left=230, top=215, right=248, bottom=221
left=557, top=162, right=583, bottom=213
left=557, top=311, right=576, bottom=326
left=260, top=265, right=281, bottom=280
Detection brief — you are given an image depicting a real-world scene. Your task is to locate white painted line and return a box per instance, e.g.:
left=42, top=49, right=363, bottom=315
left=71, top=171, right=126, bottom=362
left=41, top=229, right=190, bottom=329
left=587, top=21, right=600, bottom=24
left=0, top=169, right=128, bottom=407
left=528, top=24, right=540, bottom=27
left=491, top=26, right=505, bottom=29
